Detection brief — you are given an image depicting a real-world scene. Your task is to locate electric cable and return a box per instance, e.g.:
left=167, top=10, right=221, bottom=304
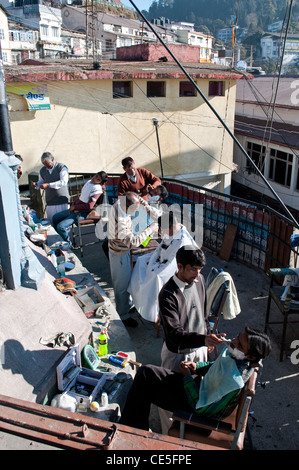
left=127, top=0, right=299, bottom=228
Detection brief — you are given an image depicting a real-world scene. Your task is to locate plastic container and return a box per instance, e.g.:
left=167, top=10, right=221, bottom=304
left=50, top=251, right=57, bottom=268
left=98, top=327, right=108, bottom=356
left=109, top=355, right=127, bottom=367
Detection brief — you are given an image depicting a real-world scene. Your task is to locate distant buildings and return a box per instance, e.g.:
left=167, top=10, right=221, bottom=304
left=0, top=3, right=218, bottom=64
left=233, top=76, right=299, bottom=214
left=5, top=50, right=247, bottom=195
left=261, top=32, right=299, bottom=71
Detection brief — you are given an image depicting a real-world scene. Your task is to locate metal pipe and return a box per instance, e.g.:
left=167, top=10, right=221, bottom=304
left=152, top=118, right=164, bottom=177
left=128, top=0, right=299, bottom=229
left=0, top=43, right=13, bottom=154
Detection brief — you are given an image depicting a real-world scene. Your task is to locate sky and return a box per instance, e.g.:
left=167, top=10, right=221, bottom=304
left=121, top=0, right=155, bottom=12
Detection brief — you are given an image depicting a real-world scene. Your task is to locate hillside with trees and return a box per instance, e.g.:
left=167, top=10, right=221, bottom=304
left=146, top=0, right=299, bottom=36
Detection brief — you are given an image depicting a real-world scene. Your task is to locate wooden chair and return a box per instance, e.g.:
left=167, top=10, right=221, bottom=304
left=168, top=367, right=259, bottom=450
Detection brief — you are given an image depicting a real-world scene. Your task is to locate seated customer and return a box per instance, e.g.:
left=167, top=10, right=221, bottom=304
left=119, top=326, right=271, bottom=431
left=127, top=212, right=198, bottom=323
left=146, top=184, right=168, bottom=219
left=52, top=171, right=108, bottom=247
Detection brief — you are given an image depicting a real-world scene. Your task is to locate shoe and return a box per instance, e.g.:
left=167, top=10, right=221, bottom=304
left=122, top=317, right=138, bottom=328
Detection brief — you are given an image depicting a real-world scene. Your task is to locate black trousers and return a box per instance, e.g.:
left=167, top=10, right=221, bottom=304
left=119, top=364, right=194, bottom=431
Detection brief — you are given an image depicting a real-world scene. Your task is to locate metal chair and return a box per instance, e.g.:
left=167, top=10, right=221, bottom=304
left=71, top=194, right=104, bottom=257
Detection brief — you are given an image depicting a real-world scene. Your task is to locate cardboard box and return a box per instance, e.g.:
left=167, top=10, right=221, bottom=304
left=56, top=344, right=106, bottom=406
left=74, top=286, right=106, bottom=313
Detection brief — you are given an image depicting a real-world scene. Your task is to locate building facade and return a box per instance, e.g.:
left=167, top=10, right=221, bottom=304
left=5, top=3, right=65, bottom=59
left=0, top=7, right=12, bottom=65
left=4, top=56, right=247, bottom=194
left=233, top=76, right=299, bottom=213
left=61, top=6, right=176, bottom=59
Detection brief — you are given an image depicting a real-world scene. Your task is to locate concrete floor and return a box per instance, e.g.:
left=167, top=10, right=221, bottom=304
left=1, top=221, right=298, bottom=450
left=78, top=232, right=299, bottom=451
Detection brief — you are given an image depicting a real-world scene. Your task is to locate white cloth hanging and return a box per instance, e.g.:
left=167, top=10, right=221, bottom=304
left=206, top=271, right=241, bottom=320
left=128, top=224, right=198, bottom=323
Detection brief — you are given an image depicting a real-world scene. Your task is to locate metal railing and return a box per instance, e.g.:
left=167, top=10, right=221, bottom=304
left=69, top=172, right=299, bottom=273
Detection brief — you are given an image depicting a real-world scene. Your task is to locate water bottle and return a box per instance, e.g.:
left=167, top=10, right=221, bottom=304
left=98, top=327, right=108, bottom=356
left=57, top=262, right=65, bottom=277
left=50, top=251, right=57, bottom=268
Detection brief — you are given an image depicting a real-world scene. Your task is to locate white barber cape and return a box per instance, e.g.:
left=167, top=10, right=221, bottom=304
left=128, top=224, right=198, bottom=323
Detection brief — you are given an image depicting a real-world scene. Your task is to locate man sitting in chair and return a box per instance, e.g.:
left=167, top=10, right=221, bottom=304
left=119, top=326, right=271, bottom=431
left=128, top=214, right=198, bottom=325
left=52, top=171, right=108, bottom=248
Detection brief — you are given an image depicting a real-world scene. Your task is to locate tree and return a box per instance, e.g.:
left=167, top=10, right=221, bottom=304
left=261, top=57, right=277, bottom=73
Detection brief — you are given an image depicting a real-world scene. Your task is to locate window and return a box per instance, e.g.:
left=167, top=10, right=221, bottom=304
left=2, top=51, right=8, bottom=64
left=113, top=81, right=132, bottom=99
left=179, top=81, right=197, bottom=97
left=105, top=39, right=113, bottom=52
left=269, top=148, right=293, bottom=187
left=41, top=25, right=48, bottom=36
left=246, top=142, right=266, bottom=174
left=208, top=81, right=224, bottom=96
left=0, top=29, right=5, bottom=40
left=147, top=81, right=165, bottom=98
left=52, top=27, right=59, bottom=37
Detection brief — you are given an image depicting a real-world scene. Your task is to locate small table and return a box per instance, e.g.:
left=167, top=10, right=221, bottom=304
left=265, top=278, right=299, bottom=361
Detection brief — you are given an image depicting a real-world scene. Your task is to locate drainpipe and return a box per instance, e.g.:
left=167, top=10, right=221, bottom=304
left=0, top=43, right=45, bottom=290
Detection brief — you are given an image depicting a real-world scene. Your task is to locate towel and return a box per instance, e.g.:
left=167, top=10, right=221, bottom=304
left=206, top=271, right=241, bottom=320
left=196, top=347, right=244, bottom=409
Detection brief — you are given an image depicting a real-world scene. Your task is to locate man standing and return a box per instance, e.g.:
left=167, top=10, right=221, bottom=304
left=117, top=157, right=161, bottom=200
left=159, top=245, right=211, bottom=372
left=52, top=171, right=107, bottom=247
left=32, top=152, right=70, bottom=224
left=108, top=192, right=158, bottom=327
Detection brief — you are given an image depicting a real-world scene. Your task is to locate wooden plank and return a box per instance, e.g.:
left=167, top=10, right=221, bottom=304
left=219, top=224, right=237, bottom=261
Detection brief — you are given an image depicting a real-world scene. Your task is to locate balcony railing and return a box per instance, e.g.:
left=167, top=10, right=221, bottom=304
left=69, top=172, right=299, bottom=273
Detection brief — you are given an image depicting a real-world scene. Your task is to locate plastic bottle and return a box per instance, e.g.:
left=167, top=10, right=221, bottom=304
left=57, top=262, right=65, bottom=277
left=98, top=327, right=109, bottom=356
left=141, top=235, right=151, bottom=247
left=108, top=355, right=127, bottom=367
left=50, top=251, right=57, bottom=268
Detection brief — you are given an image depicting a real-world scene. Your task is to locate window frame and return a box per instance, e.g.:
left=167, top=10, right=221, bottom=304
left=208, top=81, right=225, bottom=97
left=147, top=81, right=166, bottom=98
left=112, top=80, right=133, bottom=99
left=269, top=148, right=293, bottom=187
left=246, top=141, right=266, bottom=175
left=179, top=81, right=197, bottom=97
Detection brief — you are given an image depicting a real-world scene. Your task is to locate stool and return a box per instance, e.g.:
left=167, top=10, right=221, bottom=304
left=71, top=216, right=100, bottom=257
